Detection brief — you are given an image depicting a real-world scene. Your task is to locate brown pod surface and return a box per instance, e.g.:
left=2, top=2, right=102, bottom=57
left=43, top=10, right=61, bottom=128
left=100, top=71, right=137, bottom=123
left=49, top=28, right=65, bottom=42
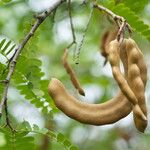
left=48, top=78, right=132, bottom=125
left=48, top=40, right=133, bottom=125
left=107, top=40, right=146, bottom=122
left=62, top=48, right=85, bottom=96
left=100, top=30, right=117, bottom=64
left=125, top=38, right=147, bottom=132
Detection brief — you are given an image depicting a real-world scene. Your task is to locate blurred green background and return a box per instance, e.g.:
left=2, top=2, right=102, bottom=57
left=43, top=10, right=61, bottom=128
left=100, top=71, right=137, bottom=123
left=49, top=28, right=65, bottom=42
left=0, top=0, right=150, bottom=150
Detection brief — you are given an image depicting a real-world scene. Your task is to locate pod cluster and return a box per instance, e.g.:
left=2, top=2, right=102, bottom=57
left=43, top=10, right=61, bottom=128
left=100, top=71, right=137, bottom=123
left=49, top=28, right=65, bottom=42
left=48, top=34, right=148, bottom=132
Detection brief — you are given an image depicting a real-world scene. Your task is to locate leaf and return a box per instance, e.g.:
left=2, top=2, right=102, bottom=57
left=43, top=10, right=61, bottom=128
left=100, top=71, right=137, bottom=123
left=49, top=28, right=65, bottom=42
left=21, top=121, right=32, bottom=131
left=63, top=139, right=72, bottom=147
left=0, top=121, right=78, bottom=150
left=122, top=0, right=149, bottom=13
left=0, top=39, right=6, bottom=50
left=1, top=0, right=12, bottom=2
left=57, top=133, right=65, bottom=142
left=18, top=121, right=78, bottom=150
left=0, top=125, right=35, bottom=150
left=48, top=131, right=57, bottom=139
left=0, top=38, right=16, bottom=59
left=5, top=44, right=16, bottom=55
left=70, top=146, right=79, bottom=150
left=32, top=124, right=39, bottom=131
left=1, top=40, right=11, bottom=53
left=13, top=56, right=52, bottom=113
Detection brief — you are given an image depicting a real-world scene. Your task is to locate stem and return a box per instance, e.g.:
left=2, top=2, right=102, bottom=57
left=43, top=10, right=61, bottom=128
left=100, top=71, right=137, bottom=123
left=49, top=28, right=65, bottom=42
left=93, top=2, right=132, bottom=40
left=68, top=0, right=76, bottom=44
left=75, top=7, right=94, bottom=64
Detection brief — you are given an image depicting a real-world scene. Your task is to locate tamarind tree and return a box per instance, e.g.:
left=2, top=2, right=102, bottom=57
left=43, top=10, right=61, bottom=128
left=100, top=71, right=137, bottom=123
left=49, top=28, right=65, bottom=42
left=0, top=0, right=150, bottom=150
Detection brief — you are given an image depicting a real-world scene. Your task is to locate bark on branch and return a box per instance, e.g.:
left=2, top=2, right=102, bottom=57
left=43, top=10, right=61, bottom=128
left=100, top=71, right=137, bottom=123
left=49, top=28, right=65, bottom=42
left=0, top=0, right=66, bottom=128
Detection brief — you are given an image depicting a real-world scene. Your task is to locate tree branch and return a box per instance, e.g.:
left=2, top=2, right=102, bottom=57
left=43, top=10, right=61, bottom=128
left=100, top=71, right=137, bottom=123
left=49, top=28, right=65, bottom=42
left=67, top=0, right=76, bottom=48
left=0, top=0, right=66, bottom=128
left=93, top=2, right=132, bottom=41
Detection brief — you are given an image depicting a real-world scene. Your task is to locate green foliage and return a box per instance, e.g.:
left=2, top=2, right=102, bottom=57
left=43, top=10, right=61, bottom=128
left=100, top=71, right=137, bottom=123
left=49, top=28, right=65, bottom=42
left=106, top=1, right=150, bottom=41
left=0, top=128, right=35, bottom=150
left=0, top=121, right=79, bottom=150
left=0, top=0, right=12, bottom=7
left=0, top=38, right=16, bottom=97
left=0, top=121, right=78, bottom=150
left=12, top=20, right=57, bottom=114
left=0, top=1, right=149, bottom=150
left=13, top=55, right=54, bottom=114
left=123, top=0, right=149, bottom=13
left=0, top=38, right=16, bottom=60
left=1, top=0, right=12, bottom=3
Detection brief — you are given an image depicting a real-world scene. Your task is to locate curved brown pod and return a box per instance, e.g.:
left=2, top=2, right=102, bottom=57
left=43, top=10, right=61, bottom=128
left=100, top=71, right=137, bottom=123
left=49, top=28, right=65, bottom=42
left=107, top=40, right=146, bottom=122
left=48, top=40, right=133, bottom=125
left=62, top=48, right=85, bottom=96
left=100, top=30, right=117, bottom=65
left=48, top=39, right=147, bottom=131
left=125, top=38, right=147, bottom=132
left=48, top=78, right=132, bottom=125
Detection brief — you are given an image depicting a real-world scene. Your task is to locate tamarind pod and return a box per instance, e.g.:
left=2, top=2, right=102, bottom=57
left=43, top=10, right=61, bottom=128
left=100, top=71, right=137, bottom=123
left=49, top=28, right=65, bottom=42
left=119, top=41, right=128, bottom=78
left=128, top=65, right=147, bottom=132
left=100, top=30, right=118, bottom=57
left=107, top=40, right=147, bottom=121
left=48, top=43, right=132, bottom=125
left=137, top=54, right=147, bottom=88
left=100, top=31, right=110, bottom=58
left=127, top=38, right=147, bottom=87
left=100, top=29, right=117, bottom=66
left=120, top=38, right=147, bottom=132
left=100, top=30, right=117, bottom=64
left=125, top=38, right=147, bottom=132
left=62, top=49, right=85, bottom=96
left=120, top=39, right=147, bottom=132
left=48, top=78, right=132, bottom=125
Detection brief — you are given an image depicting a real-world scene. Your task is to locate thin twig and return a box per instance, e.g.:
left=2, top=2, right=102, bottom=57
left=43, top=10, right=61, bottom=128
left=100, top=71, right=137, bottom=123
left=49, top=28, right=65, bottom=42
left=67, top=0, right=77, bottom=51
left=64, top=1, right=83, bottom=96
left=117, top=20, right=126, bottom=41
left=67, top=0, right=77, bottom=61
left=75, top=7, right=94, bottom=64
left=93, top=2, right=132, bottom=39
left=93, top=3, right=123, bottom=22
left=68, top=0, right=76, bottom=44
left=4, top=99, right=15, bottom=132
left=0, top=0, right=66, bottom=129
left=62, top=49, right=85, bottom=96
left=67, top=41, right=76, bottom=49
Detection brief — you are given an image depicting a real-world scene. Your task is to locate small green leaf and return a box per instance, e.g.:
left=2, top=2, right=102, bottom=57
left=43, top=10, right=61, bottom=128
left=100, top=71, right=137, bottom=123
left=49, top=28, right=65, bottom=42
left=5, top=44, right=16, bottom=55
left=22, top=121, right=32, bottom=131
left=1, top=40, right=11, bottom=53
left=48, top=131, right=56, bottom=139
left=70, top=146, right=79, bottom=150
left=1, top=0, right=12, bottom=3
left=0, top=39, right=6, bottom=50
left=57, top=133, right=65, bottom=142
left=63, top=139, right=72, bottom=147
left=27, top=82, right=33, bottom=89
left=33, top=124, right=39, bottom=131
left=15, top=132, right=29, bottom=138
